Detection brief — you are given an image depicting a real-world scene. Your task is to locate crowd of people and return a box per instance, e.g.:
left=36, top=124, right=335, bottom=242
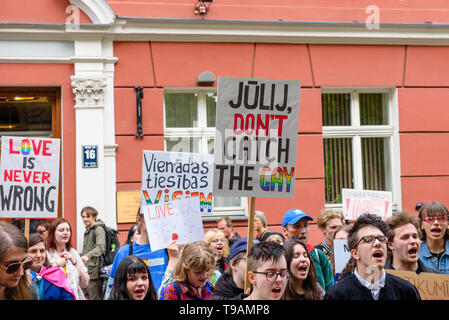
left=1, top=200, right=449, bottom=300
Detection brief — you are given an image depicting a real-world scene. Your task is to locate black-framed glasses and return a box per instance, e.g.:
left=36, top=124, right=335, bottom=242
left=355, top=235, right=388, bottom=248
left=1, top=258, right=33, bottom=274
left=37, top=229, right=48, bottom=235
left=252, top=270, right=289, bottom=282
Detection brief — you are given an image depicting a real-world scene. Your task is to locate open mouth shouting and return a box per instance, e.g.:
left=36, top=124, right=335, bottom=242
left=271, top=286, right=283, bottom=298
left=408, top=246, right=418, bottom=259
left=372, top=250, right=384, bottom=262
left=430, top=227, right=443, bottom=238
left=133, top=288, right=147, bottom=300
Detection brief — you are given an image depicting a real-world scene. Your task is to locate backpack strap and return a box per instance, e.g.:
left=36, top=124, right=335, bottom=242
left=129, top=241, right=134, bottom=256
left=91, top=225, right=98, bottom=244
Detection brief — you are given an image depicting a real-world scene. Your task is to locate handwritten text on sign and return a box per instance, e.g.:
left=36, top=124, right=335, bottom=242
left=342, top=188, right=392, bottom=221
left=141, top=151, right=214, bottom=214
left=213, top=77, right=301, bottom=198
left=0, top=136, right=60, bottom=218
left=142, top=197, right=204, bottom=251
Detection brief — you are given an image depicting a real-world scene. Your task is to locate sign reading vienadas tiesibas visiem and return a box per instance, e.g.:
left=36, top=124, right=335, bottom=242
left=213, top=77, right=301, bottom=198
left=0, top=136, right=60, bottom=218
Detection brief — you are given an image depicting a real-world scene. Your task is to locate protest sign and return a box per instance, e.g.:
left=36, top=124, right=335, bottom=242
left=342, top=188, right=392, bottom=220
left=141, top=150, right=214, bottom=214
left=213, top=77, right=301, bottom=198
left=333, top=238, right=351, bottom=275
left=0, top=136, right=60, bottom=218
left=142, top=197, right=204, bottom=251
left=386, top=269, right=449, bottom=300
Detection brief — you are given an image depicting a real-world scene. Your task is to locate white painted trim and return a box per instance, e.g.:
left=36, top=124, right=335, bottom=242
left=69, top=0, right=116, bottom=24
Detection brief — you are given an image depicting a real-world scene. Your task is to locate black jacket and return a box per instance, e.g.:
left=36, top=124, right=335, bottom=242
left=384, top=257, right=440, bottom=274
left=324, top=272, right=421, bottom=300
left=207, top=272, right=248, bottom=300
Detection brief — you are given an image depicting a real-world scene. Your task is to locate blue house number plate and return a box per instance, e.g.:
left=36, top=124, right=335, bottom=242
left=82, top=145, right=98, bottom=168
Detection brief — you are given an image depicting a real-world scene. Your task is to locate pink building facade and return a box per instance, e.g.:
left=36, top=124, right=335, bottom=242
left=2, top=0, right=449, bottom=248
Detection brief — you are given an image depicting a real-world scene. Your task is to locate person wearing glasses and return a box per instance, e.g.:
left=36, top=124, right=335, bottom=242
left=46, top=218, right=90, bottom=300
left=282, top=239, right=325, bottom=300
left=244, top=241, right=288, bottom=300
left=204, top=229, right=229, bottom=283
left=28, top=233, right=75, bottom=300
left=418, top=201, right=449, bottom=274
left=385, top=212, right=439, bottom=274
left=0, top=222, right=35, bottom=300
left=324, top=214, right=420, bottom=300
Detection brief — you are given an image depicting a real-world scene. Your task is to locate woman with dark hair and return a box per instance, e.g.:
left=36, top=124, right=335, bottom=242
left=282, top=239, right=325, bottom=300
left=418, top=201, right=449, bottom=274
left=46, top=218, right=89, bottom=299
left=28, top=233, right=75, bottom=300
left=109, top=256, right=157, bottom=300
left=0, top=222, right=35, bottom=300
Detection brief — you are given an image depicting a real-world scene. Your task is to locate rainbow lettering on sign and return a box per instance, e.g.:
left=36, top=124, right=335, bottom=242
left=142, top=190, right=212, bottom=213
left=260, top=166, right=295, bottom=192
left=21, top=140, right=31, bottom=155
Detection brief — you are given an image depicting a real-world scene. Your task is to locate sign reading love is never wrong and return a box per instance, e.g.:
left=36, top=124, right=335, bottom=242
left=142, top=197, right=205, bottom=252
left=0, top=136, right=60, bottom=218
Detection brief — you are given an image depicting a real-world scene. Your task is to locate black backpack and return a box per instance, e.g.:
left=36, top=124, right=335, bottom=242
left=92, top=225, right=120, bottom=266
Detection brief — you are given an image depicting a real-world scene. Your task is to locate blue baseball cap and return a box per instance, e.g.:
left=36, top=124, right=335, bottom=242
left=228, top=237, right=259, bottom=261
left=282, top=209, right=313, bottom=228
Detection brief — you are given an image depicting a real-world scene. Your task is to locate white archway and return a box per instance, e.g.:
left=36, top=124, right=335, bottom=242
left=69, top=0, right=115, bottom=24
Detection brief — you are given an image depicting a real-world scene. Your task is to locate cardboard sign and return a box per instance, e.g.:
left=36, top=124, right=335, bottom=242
left=142, top=197, right=205, bottom=251
left=342, top=188, right=392, bottom=220
left=0, top=136, right=60, bottom=218
left=213, top=77, right=301, bottom=198
left=386, top=269, right=449, bottom=300
left=333, top=239, right=351, bottom=274
left=141, top=150, right=214, bottom=214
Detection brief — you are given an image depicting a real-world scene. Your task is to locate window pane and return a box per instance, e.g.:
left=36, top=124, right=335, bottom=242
left=362, top=137, right=390, bottom=191
left=0, top=96, right=52, bottom=133
left=164, top=93, right=198, bottom=128
left=165, top=137, right=199, bottom=153
left=323, top=138, right=353, bottom=203
left=206, top=92, right=216, bottom=127
left=360, top=93, right=388, bottom=125
left=322, top=93, right=351, bottom=126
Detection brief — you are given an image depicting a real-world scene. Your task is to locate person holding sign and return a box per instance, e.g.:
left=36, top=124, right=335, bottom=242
left=282, top=209, right=334, bottom=291
left=0, top=222, right=35, bottom=300
left=324, top=214, right=421, bottom=300
left=243, top=241, right=288, bottom=300
left=282, top=239, right=325, bottom=300
left=159, top=241, right=215, bottom=300
left=385, top=212, right=439, bottom=274
left=418, top=201, right=449, bottom=274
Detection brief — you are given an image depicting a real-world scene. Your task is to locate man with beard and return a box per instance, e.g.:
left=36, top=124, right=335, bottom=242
left=385, top=212, right=439, bottom=274
left=324, top=214, right=421, bottom=300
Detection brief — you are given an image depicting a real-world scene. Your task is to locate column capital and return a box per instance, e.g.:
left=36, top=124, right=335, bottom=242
left=71, top=76, right=107, bottom=108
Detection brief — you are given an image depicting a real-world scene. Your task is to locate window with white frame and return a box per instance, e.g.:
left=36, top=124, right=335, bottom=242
left=321, top=89, right=401, bottom=210
left=164, top=89, right=248, bottom=219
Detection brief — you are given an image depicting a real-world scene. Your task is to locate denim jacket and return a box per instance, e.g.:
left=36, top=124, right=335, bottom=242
left=419, top=240, right=449, bottom=274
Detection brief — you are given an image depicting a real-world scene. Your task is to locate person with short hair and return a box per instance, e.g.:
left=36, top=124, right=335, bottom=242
left=36, top=220, right=50, bottom=244
left=315, top=209, right=345, bottom=263
left=418, top=201, right=449, bottom=274
left=159, top=241, right=215, bottom=300
left=244, top=241, right=288, bottom=300
left=0, top=222, right=35, bottom=300
left=282, top=209, right=334, bottom=291
left=324, top=214, right=421, bottom=300
left=208, top=237, right=258, bottom=300
left=217, top=216, right=241, bottom=248
left=28, top=233, right=75, bottom=300
left=386, top=211, right=439, bottom=274
left=264, top=232, right=286, bottom=245
left=254, top=211, right=271, bottom=241
left=80, top=206, right=107, bottom=300
left=109, top=256, right=157, bottom=300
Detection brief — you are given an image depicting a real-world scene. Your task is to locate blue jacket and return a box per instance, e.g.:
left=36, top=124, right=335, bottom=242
left=419, top=240, right=449, bottom=274
left=31, top=268, right=75, bottom=300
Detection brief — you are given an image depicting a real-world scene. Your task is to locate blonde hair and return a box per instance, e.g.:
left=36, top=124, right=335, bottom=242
left=317, top=209, right=345, bottom=229
left=174, top=241, right=215, bottom=283
left=204, top=229, right=230, bottom=258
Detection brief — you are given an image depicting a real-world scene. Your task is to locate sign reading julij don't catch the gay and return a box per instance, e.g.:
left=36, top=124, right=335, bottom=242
left=0, top=136, right=60, bottom=218
left=213, top=77, right=301, bottom=198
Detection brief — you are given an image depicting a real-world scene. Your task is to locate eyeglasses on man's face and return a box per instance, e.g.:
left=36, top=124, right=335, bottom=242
left=37, top=229, right=48, bottom=235
left=252, top=270, right=289, bottom=282
left=0, top=257, right=33, bottom=274
left=355, top=235, right=388, bottom=248
left=422, top=215, right=448, bottom=225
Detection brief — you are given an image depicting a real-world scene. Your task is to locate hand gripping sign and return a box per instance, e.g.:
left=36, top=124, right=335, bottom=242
left=0, top=136, right=60, bottom=219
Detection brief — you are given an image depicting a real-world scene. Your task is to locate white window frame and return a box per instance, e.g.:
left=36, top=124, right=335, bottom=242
left=163, top=87, right=248, bottom=221
left=322, top=87, right=402, bottom=212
